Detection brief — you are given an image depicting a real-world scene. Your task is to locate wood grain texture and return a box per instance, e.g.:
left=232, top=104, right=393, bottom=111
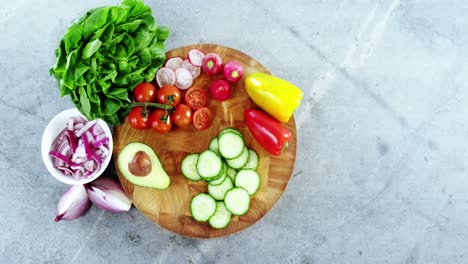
left=113, top=44, right=297, bottom=238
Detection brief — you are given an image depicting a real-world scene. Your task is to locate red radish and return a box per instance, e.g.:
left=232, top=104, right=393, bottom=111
left=187, top=49, right=205, bottom=67
left=174, top=68, right=193, bottom=90
left=165, top=57, right=183, bottom=70
left=156, top=67, right=176, bottom=88
left=222, top=61, right=244, bottom=83
left=181, top=59, right=201, bottom=79
left=209, top=79, right=231, bottom=101
left=202, top=53, right=223, bottom=75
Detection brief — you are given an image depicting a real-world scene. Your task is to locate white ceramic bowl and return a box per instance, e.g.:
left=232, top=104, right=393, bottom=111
left=41, top=108, right=113, bottom=185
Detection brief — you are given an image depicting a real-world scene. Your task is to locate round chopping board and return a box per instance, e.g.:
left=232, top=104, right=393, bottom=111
left=113, top=44, right=297, bottom=238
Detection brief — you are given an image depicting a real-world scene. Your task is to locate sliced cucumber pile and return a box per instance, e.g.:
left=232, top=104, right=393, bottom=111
left=182, top=127, right=262, bottom=229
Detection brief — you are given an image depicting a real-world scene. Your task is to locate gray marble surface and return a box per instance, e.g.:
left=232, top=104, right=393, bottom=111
left=1, top=0, right=468, bottom=263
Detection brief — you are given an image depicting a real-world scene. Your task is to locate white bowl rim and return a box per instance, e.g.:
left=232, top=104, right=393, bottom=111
left=41, top=108, right=113, bottom=185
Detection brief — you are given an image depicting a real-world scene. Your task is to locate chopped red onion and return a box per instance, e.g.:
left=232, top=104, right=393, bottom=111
left=98, top=145, right=109, bottom=157
left=73, top=123, right=84, bottom=130
left=73, top=116, right=87, bottom=124
left=95, top=133, right=107, bottom=141
left=82, top=134, right=93, bottom=160
left=67, top=118, right=74, bottom=131
left=76, top=120, right=97, bottom=137
left=67, top=130, right=77, bottom=153
left=49, top=150, right=73, bottom=166
left=91, top=123, right=104, bottom=136
left=74, top=169, right=83, bottom=179
left=49, top=117, right=109, bottom=181
left=83, top=171, right=93, bottom=178
left=85, top=131, right=95, bottom=144
left=92, top=137, right=109, bottom=148
left=92, top=152, right=103, bottom=164
left=58, top=166, right=74, bottom=176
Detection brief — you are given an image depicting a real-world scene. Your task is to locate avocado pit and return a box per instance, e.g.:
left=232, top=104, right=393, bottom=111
left=128, top=151, right=152, bottom=177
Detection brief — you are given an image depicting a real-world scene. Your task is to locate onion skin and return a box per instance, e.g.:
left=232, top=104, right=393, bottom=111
left=55, top=185, right=90, bottom=222
left=86, top=177, right=132, bottom=212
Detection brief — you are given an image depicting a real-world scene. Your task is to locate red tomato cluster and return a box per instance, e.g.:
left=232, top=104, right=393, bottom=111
left=128, top=82, right=213, bottom=133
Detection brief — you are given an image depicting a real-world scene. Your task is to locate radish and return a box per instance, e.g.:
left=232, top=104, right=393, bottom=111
left=165, top=57, right=183, bottom=70
left=209, top=79, right=231, bottom=101
left=222, top=61, right=244, bottom=83
left=181, top=59, right=201, bottom=79
left=174, top=68, right=193, bottom=90
left=187, top=49, right=205, bottom=67
left=156, top=67, right=176, bottom=88
left=202, top=53, right=223, bottom=75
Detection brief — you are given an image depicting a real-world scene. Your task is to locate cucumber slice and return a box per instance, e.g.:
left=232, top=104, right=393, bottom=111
left=234, top=169, right=260, bottom=196
left=226, top=146, right=249, bottom=169
left=196, top=150, right=223, bottom=180
left=224, top=187, right=250, bottom=216
left=226, top=166, right=237, bottom=181
left=243, top=149, right=259, bottom=170
left=208, top=136, right=219, bottom=155
left=218, top=132, right=245, bottom=159
left=209, top=202, right=232, bottom=229
left=190, top=193, right=216, bottom=222
left=181, top=153, right=202, bottom=181
left=208, top=162, right=227, bottom=186
left=208, top=177, right=234, bottom=200
left=203, top=162, right=226, bottom=182
left=219, top=127, right=242, bottom=138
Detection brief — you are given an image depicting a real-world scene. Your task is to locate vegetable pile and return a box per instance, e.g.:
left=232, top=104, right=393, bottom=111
left=181, top=128, right=260, bottom=229
left=127, top=48, right=245, bottom=133
left=128, top=48, right=228, bottom=133
left=50, top=0, right=170, bottom=124
left=49, top=117, right=110, bottom=180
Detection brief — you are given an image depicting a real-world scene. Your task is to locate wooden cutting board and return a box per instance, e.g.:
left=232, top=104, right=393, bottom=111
left=113, top=44, right=297, bottom=238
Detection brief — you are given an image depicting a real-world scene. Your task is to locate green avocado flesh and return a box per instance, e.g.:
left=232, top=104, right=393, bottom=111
left=117, top=142, right=170, bottom=189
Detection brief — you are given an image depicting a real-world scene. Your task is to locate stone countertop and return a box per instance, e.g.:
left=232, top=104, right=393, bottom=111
left=1, top=0, right=468, bottom=263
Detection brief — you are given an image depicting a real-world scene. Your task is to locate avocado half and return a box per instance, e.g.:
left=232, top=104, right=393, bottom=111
left=117, top=142, right=170, bottom=189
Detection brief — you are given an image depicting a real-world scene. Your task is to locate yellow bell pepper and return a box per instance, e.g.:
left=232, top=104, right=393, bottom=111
left=244, top=72, right=303, bottom=123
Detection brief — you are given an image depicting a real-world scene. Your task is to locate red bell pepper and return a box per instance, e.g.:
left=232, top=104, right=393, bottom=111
left=244, top=109, right=292, bottom=156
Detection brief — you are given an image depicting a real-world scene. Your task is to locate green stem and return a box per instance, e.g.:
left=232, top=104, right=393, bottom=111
left=129, top=102, right=175, bottom=112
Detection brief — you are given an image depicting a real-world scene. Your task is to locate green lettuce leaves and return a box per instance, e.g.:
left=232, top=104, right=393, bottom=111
left=50, top=0, right=169, bottom=124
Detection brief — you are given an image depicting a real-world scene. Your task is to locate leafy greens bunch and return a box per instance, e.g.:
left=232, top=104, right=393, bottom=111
left=50, top=0, right=169, bottom=124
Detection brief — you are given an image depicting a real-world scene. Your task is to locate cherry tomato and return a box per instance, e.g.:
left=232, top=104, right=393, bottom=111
left=185, top=87, right=208, bottom=110
left=172, top=104, right=192, bottom=127
left=128, top=107, right=150, bottom=130
left=149, top=109, right=172, bottom=134
left=157, top=86, right=181, bottom=106
left=193, top=107, right=213, bottom=130
left=134, top=82, right=157, bottom=102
